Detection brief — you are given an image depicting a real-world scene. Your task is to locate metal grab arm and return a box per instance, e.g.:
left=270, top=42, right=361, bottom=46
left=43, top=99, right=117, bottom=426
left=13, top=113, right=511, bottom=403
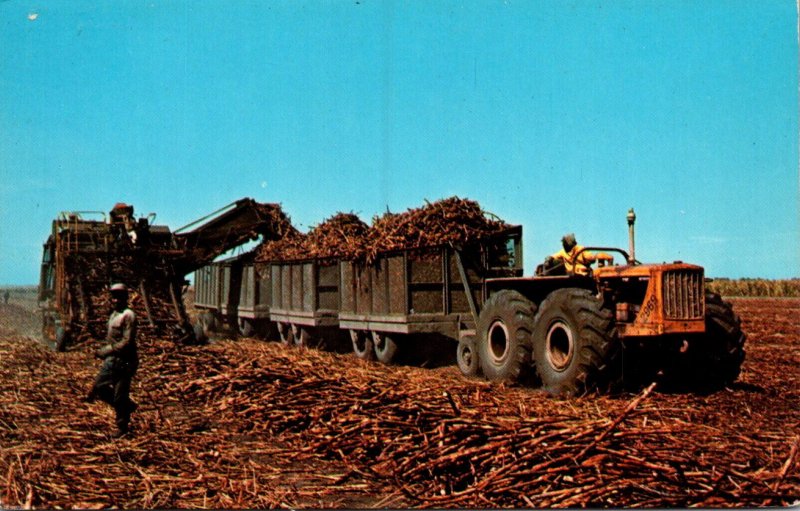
left=454, top=249, right=480, bottom=326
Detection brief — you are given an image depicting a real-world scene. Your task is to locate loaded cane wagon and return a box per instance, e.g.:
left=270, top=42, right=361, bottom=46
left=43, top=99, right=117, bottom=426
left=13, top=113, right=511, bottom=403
left=336, top=226, right=522, bottom=364
left=194, top=251, right=275, bottom=340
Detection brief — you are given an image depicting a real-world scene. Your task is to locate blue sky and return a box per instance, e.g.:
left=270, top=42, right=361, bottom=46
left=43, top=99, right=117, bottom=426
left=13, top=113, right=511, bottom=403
left=1, top=1, right=797, bottom=285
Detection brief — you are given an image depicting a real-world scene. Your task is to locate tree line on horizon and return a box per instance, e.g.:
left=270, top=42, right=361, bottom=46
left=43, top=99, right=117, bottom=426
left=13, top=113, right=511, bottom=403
left=707, top=278, right=800, bottom=297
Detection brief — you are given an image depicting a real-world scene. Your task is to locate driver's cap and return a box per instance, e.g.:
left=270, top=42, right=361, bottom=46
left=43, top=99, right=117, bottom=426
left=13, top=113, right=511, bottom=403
left=109, top=283, right=128, bottom=293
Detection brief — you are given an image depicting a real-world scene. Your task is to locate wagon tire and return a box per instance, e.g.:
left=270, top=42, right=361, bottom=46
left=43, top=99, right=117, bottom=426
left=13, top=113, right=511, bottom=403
left=292, top=325, right=310, bottom=348
left=457, top=336, right=480, bottom=377
left=351, top=330, right=375, bottom=361
left=238, top=318, right=255, bottom=338
left=532, top=288, right=619, bottom=396
left=278, top=323, right=294, bottom=345
left=478, top=290, right=537, bottom=383
left=373, top=332, right=398, bottom=364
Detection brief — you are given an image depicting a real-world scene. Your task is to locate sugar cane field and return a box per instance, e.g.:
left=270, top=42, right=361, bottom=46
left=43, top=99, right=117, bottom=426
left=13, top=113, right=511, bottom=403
left=0, top=286, right=798, bottom=509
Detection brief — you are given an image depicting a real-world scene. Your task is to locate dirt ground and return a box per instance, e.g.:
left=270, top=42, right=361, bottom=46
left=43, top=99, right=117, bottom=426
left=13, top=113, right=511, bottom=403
left=1, top=292, right=798, bottom=508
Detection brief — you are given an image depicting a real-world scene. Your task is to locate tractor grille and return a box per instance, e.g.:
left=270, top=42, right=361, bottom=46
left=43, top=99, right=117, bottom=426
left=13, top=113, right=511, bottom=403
left=662, top=270, right=704, bottom=319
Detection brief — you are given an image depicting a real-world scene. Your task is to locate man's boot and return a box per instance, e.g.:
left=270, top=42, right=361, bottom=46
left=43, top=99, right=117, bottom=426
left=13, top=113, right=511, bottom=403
left=112, top=427, right=130, bottom=439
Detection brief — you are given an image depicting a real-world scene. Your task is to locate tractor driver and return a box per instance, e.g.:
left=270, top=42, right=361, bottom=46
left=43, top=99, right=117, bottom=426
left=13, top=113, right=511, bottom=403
left=545, top=233, right=613, bottom=276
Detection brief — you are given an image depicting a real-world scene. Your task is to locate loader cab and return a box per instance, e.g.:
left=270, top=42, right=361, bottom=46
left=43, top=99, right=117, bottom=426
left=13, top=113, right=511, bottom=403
left=484, top=226, right=523, bottom=278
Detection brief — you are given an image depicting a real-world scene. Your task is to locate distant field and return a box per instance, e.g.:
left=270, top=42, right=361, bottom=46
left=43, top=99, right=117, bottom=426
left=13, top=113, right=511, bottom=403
left=0, top=287, right=38, bottom=306
left=1, top=286, right=37, bottom=295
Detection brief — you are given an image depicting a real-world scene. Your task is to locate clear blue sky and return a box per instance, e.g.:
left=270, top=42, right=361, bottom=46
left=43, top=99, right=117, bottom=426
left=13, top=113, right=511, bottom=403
left=1, top=1, right=797, bottom=285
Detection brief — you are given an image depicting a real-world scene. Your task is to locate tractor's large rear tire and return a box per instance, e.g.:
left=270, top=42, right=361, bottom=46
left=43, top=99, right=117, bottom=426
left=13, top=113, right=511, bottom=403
left=477, top=290, right=537, bottom=383
left=532, top=288, right=619, bottom=396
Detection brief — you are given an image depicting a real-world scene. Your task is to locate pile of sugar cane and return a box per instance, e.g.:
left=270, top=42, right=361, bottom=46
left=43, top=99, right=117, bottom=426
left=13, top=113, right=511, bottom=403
left=256, top=197, right=510, bottom=263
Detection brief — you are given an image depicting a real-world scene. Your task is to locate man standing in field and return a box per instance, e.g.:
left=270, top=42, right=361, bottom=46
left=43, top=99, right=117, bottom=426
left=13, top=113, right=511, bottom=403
left=546, top=233, right=613, bottom=275
left=86, top=283, right=139, bottom=437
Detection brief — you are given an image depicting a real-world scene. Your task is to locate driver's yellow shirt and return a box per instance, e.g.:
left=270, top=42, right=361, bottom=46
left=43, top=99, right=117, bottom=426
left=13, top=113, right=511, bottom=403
left=551, top=244, right=595, bottom=275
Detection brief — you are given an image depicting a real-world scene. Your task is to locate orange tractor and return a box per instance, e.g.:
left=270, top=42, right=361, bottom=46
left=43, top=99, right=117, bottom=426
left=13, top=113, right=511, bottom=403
left=465, top=209, right=746, bottom=394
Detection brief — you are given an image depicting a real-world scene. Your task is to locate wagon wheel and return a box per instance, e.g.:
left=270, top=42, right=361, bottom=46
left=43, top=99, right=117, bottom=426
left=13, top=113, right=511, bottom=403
left=372, top=331, right=398, bottom=364
left=292, top=324, right=310, bottom=348
left=238, top=318, right=255, bottom=338
left=350, top=330, right=375, bottom=361
left=261, top=321, right=280, bottom=343
left=457, top=336, right=480, bottom=377
left=278, top=323, right=294, bottom=345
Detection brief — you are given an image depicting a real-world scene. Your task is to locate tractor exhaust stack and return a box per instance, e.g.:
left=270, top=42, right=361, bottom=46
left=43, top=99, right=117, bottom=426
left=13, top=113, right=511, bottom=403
left=627, top=208, right=636, bottom=264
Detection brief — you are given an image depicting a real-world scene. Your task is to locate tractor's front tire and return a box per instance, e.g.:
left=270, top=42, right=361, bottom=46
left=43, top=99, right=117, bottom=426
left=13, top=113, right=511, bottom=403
left=704, top=293, right=746, bottom=385
left=674, top=293, right=746, bottom=390
left=532, top=288, right=619, bottom=396
left=477, top=290, right=537, bottom=383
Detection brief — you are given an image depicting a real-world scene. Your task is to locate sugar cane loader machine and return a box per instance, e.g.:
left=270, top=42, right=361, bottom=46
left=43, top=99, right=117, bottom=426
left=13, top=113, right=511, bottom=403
left=39, top=198, right=290, bottom=350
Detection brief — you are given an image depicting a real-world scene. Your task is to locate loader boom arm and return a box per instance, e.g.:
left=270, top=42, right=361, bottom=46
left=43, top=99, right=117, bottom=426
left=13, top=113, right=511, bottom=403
left=171, top=198, right=290, bottom=275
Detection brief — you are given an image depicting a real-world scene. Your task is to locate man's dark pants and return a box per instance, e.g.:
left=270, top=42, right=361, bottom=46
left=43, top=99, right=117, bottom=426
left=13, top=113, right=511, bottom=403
left=90, top=356, right=138, bottom=432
